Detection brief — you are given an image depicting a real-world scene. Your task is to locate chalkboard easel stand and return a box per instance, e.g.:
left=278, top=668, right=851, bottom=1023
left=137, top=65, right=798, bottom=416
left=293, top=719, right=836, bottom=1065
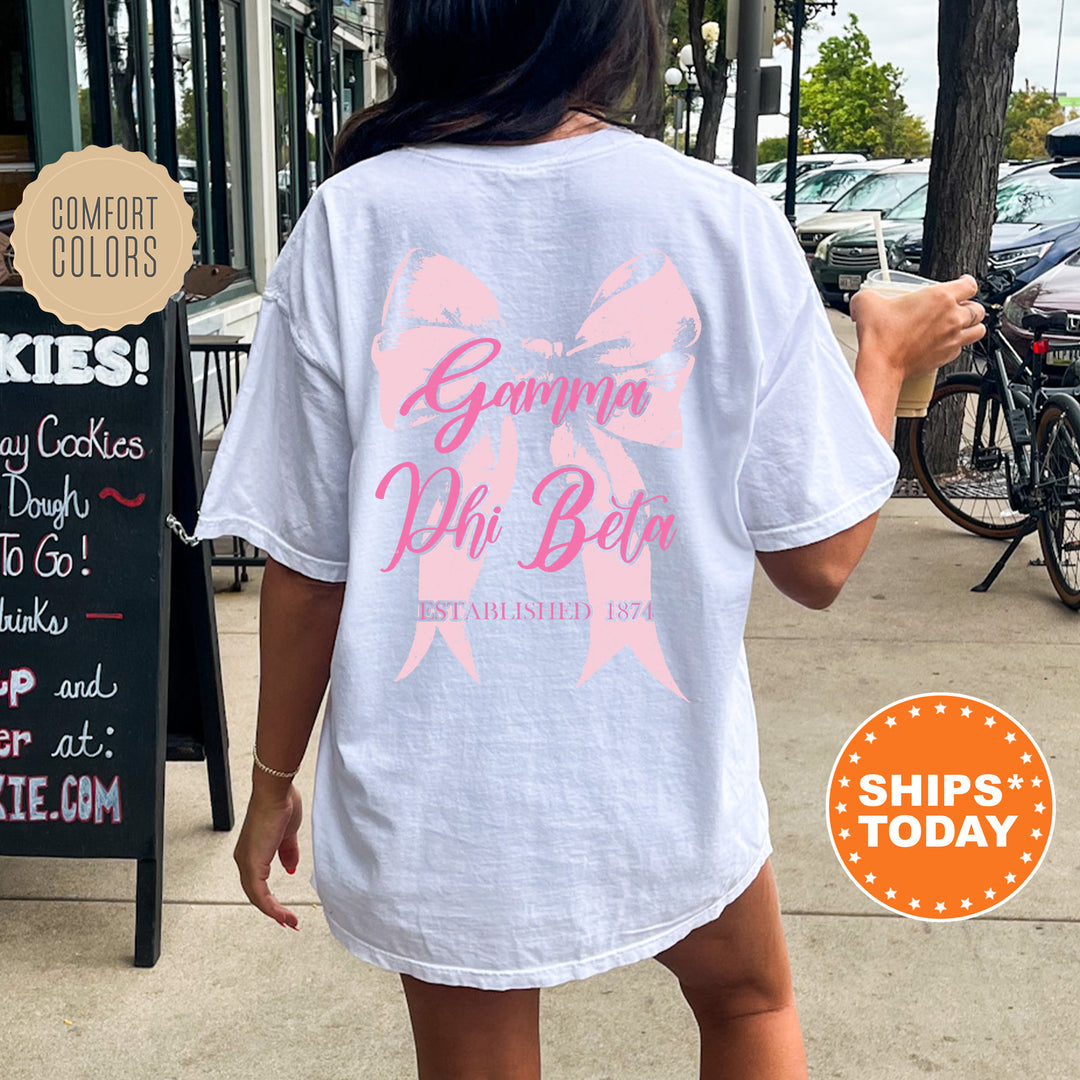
left=0, top=291, right=234, bottom=970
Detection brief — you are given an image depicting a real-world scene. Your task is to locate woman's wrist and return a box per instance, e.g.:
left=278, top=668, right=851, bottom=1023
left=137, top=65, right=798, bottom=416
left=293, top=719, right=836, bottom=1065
left=853, top=344, right=906, bottom=443
left=250, top=764, right=296, bottom=803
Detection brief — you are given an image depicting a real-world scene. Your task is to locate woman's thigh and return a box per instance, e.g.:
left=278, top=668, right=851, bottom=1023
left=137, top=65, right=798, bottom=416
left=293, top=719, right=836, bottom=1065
left=652, top=859, right=795, bottom=1016
left=399, top=973, right=541, bottom=1080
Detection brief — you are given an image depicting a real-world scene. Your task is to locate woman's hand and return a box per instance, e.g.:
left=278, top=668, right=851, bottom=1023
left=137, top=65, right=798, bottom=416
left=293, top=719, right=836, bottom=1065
left=849, top=274, right=987, bottom=382
left=233, top=779, right=303, bottom=930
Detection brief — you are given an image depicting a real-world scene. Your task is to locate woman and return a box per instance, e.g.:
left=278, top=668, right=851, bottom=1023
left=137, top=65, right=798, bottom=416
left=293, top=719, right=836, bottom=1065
left=195, top=3, right=985, bottom=1077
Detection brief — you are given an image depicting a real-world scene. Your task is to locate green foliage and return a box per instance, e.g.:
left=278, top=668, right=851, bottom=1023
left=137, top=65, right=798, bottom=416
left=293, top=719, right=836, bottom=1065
left=1003, top=82, right=1077, bottom=160
left=757, top=135, right=788, bottom=163
left=798, top=14, right=930, bottom=158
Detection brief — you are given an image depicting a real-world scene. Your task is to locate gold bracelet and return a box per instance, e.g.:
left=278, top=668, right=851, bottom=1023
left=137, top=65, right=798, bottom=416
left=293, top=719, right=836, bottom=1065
left=253, top=743, right=300, bottom=779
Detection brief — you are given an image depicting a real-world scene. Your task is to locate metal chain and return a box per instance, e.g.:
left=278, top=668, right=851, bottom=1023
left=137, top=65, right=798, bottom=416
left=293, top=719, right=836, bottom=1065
left=166, top=513, right=202, bottom=548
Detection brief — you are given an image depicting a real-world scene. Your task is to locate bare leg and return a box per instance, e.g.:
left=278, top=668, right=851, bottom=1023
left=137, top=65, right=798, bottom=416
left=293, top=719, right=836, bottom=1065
left=399, top=974, right=541, bottom=1080
left=653, top=860, right=808, bottom=1080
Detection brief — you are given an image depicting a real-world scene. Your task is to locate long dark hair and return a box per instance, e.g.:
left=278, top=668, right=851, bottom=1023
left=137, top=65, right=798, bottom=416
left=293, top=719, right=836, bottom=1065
left=332, top=0, right=662, bottom=172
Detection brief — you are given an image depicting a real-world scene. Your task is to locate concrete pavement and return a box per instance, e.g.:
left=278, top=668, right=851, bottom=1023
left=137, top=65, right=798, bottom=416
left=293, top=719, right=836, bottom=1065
left=2, top=317, right=1078, bottom=1078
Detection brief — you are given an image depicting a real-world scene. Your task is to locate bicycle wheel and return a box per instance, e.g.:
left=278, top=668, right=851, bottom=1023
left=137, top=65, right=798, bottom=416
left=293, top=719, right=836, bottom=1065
left=1035, top=398, right=1080, bottom=609
left=909, top=376, right=1027, bottom=539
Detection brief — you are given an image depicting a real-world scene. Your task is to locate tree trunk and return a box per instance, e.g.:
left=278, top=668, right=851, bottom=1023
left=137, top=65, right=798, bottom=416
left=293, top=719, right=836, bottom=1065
left=922, top=0, right=1019, bottom=282
left=899, top=0, right=1019, bottom=477
left=687, top=0, right=728, bottom=162
left=638, top=0, right=678, bottom=140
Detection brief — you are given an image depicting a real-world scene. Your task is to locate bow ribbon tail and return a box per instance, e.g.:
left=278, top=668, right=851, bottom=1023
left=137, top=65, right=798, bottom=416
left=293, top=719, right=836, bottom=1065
left=577, top=545, right=686, bottom=701
left=549, top=423, right=686, bottom=699
left=395, top=415, right=519, bottom=682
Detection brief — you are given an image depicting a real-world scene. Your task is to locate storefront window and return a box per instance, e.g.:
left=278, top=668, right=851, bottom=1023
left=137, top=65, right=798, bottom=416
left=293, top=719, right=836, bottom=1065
left=0, top=0, right=34, bottom=227
left=220, top=0, right=247, bottom=269
left=272, top=21, right=295, bottom=250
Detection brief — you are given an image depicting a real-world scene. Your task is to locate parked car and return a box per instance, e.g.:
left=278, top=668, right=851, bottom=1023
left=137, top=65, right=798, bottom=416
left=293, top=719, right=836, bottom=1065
left=771, top=159, right=906, bottom=224
left=756, top=153, right=868, bottom=197
left=894, top=159, right=1080, bottom=285
left=1046, top=116, right=1080, bottom=158
left=810, top=159, right=1080, bottom=307
left=1001, top=248, right=1080, bottom=383
left=796, top=160, right=931, bottom=258
left=810, top=183, right=929, bottom=305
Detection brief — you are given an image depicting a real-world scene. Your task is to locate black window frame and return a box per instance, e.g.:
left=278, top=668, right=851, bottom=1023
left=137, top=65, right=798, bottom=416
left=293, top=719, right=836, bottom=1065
left=82, top=0, right=253, bottom=274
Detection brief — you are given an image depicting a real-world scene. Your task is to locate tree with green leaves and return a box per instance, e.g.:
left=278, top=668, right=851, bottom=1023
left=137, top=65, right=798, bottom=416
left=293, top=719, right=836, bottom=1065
left=1003, top=81, right=1078, bottom=160
left=757, top=135, right=789, bottom=163
left=798, top=14, right=930, bottom=157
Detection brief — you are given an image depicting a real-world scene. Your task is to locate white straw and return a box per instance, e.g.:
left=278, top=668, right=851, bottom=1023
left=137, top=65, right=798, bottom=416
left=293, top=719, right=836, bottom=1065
left=871, top=211, right=892, bottom=283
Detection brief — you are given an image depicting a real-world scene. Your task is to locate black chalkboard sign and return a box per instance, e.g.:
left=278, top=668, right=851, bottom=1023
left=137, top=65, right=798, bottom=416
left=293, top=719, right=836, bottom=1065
left=0, top=290, right=232, bottom=966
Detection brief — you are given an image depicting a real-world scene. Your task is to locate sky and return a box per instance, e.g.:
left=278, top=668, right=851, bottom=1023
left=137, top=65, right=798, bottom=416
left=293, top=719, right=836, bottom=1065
left=716, top=0, right=1080, bottom=157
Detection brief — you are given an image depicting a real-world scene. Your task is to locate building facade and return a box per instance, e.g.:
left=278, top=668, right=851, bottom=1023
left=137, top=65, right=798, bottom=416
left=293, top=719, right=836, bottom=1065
left=3, top=0, right=391, bottom=337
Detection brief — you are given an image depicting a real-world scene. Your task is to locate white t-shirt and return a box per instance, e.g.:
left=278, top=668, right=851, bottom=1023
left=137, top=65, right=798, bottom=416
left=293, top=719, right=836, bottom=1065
left=195, top=124, right=899, bottom=990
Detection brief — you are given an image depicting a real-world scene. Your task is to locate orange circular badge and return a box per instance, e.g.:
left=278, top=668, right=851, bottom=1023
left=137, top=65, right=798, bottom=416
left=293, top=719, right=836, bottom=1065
left=827, top=694, right=1054, bottom=920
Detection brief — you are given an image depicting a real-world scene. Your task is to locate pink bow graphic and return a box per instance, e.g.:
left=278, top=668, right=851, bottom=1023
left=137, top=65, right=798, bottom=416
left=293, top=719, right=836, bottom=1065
left=372, top=248, right=700, bottom=698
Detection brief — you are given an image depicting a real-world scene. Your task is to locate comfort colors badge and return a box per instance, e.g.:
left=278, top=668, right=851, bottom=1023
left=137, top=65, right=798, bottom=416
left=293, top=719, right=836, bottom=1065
left=11, top=145, right=196, bottom=331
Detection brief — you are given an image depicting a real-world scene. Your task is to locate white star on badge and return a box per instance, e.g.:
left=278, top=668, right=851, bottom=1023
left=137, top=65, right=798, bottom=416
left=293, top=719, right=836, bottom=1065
left=909, top=706, right=920, bottom=717
left=984, top=716, right=996, bottom=727
left=885, top=716, right=897, bottom=727
left=909, top=898, right=920, bottom=910
left=865, top=872, right=876, bottom=884
left=835, top=802, right=847, bottom=814
left=984, top=888, right=996, bottom=900
left=1031, top=828, right=1042, bottom=840
left=1031, top=776, right=1042, bottom=788
left=1034, top=802, right=1045, bottom=814
left=1021, top=752, right=1032, bottom=764
left=839, top=776, right=850, bottom=788
left=960, top=706, right=972, bottom=717
left=1021, top=852, right=1033, bottom=864
left=960, top=898, right=972, bottom=910
left=1005, top=873, right=1016, bottom=884
left=849, top=851, right=861, bottom=864
left=935, top=703, right=946, bottom=714
left=935, top=901, right=946, bottom=912
left=849, top=752, right=861, bottom=764
left=839, top=828, right=850, bottom=839
left=865, top=732, right=877, bottom=743
left=1008, top=773, right=1023, bottom=789
left=885, top=888, right=897, bottom=900
left=1005, top=731, right=1017, bottom=743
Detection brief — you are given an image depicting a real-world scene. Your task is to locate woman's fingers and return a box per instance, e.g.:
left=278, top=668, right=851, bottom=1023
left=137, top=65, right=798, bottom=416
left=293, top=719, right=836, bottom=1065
left=235, top=847, right=301, bottom=928
left=234, top=783, right=304, bottom=928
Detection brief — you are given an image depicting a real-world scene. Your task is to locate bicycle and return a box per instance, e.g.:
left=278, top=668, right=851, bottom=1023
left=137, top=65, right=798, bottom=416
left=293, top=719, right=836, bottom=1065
left=908, top=270, right=1080, bottom=609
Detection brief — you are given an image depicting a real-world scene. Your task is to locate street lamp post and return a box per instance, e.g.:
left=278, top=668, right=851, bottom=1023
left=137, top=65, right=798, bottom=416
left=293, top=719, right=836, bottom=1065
left=773, top=0, right=837, bottom=227
left=664, top=44, right=699, bottom=156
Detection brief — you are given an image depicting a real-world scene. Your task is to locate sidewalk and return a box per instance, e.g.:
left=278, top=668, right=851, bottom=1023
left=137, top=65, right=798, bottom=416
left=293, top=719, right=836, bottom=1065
left=3, top=323, right=1078, bottom=1078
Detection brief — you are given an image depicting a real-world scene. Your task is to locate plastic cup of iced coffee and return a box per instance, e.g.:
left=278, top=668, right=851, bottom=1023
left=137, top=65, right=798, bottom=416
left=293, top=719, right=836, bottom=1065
left=860, top=268, right=940, bottom=418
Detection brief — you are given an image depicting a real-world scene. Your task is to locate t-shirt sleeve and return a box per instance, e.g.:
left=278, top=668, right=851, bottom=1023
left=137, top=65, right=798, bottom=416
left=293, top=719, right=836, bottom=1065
left=194, top=292, right=352, bottom=581
left=736, top=276, right=900, bottom=552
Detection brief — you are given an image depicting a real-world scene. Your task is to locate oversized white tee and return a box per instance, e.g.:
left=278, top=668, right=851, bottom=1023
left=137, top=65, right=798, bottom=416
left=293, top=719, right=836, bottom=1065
left=195, top=124, right=899, bottom=989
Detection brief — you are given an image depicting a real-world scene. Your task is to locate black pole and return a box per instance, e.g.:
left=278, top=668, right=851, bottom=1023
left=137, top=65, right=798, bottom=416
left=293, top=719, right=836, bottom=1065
left=733, top=0, right=763, bottom=181
left=783, top=0, right=805, bottom=226
left=320, top=0, right=335, bottom=177
left=684, top=83, right=693, bottom=155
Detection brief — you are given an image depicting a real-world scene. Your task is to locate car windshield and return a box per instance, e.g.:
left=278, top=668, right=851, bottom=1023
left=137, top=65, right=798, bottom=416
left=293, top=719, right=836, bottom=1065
left=789, top=168, right=874, bottom=204
left=831, top=171, right=929, bottom=212
left=885, top=185, right=929, bottom=221
left=759, top=160, right=787, bottom=184
left=996, top=172, right=1080, bottom=224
